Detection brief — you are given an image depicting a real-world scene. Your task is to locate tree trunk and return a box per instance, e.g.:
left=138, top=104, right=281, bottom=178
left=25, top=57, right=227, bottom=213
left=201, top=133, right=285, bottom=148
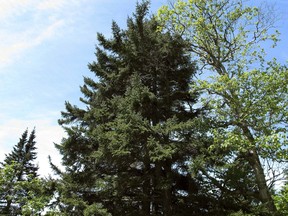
left=3, top=199, right=12, bottom=215
left=153, top=163, right=161, bottom=215
left=163, top=162, right=172, bottom=216
left=248, top=148, right=277, bottom=212
left=142, top=155, right=151, bottom=215
left=241, top=125, right=277, bottom=213
left=142, top=178, right=151, bottom=215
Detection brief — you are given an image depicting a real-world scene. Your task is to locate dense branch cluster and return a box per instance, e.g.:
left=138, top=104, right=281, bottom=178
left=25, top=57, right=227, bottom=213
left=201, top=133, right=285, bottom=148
left=0, top=1, right=287, bottom=215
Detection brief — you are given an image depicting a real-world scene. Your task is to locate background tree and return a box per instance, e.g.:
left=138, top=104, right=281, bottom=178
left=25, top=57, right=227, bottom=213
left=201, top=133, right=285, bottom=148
left=0, top=162, right=53, bottom=216
left=157, top=0, right=288, bottom=214
left=0, top=128, right=39, bottom=215
left=51, top=1, right=229, bottom=215
left=3, top=128, right=38, bottom=178
left=274, top=170, right=288, bottom=215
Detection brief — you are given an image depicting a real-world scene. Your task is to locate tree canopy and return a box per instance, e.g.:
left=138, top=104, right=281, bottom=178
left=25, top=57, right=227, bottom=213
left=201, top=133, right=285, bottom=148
left=157, top=0, right=288, bottom=214
left=0, top=129, right=52, bottom=215
left=2, top=0, right=287, bottom=215
left=51, top=1, right=224, bottom=215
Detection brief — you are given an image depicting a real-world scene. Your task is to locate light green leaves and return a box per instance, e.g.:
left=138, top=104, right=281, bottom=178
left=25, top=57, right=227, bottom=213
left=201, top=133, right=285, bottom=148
left=157, top=0, right=279, bottom=74
left=158, top=2, right=287, bottom=211
left=0, top=162, right=52, bottom=215
left=274, top=182, right=288, bottom=214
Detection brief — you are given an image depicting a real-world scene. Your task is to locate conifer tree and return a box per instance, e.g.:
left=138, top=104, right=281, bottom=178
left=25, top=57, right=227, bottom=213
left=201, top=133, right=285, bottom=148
left=53, top=1, right=215, bottom=215
left=3, top=128, right=38, bottom=178
left=0, top=128, right=39, bottom=215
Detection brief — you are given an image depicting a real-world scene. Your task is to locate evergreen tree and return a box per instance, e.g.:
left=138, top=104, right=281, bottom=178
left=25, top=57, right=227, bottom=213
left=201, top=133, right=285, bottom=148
left=0, top=128, right=39, bottom=215
left=53, top=1, right=215, bottom=215
left=3, top=128, right=38, bottom=179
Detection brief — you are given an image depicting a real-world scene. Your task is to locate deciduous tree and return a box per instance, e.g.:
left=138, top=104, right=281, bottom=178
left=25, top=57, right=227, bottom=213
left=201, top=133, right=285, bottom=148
left=157, top=0, right=288, bottom=214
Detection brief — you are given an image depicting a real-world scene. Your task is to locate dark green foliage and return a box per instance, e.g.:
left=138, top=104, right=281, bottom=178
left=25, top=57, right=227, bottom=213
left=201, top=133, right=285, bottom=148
left=3, top=128, right=38, bottom=179
left=53, top=1, right=211, bottom=215
left=52, top=1, right=272, bottom=215
left=0, top=128, right=39, bottom=215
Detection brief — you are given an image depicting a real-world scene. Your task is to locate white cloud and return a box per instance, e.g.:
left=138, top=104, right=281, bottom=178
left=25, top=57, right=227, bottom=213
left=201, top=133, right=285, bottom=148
left=35, top=20, right=65, bottom=44
left=0, top=0, right=34, bottom=20
left=0, top=20, right=64, bottom=66
left=37, top=0, right=66, bottom=11
left=0, top=117, right=65, bottom=177
left=0, top=0, right=87, bottom=68
left=0, top=0, right=94, bottom=175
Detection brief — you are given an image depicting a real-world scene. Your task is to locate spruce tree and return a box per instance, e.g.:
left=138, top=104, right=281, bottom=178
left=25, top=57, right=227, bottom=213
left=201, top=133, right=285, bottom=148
left=3, top=128, right=38, bottom=178
left=53, top=1, right=218, bottom=215
left=0, top=128, right=38, bottom=215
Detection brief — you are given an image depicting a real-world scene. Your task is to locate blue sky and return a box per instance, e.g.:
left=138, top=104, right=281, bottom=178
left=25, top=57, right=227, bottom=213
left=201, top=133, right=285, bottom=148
left=0, top=0, right=287, bottom=177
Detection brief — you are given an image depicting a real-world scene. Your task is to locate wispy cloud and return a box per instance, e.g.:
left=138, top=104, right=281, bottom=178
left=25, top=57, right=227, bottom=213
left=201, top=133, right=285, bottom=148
left=0, top=20, right=64, bottom=66
left=0, top=0, right=92, bottom=173
left=0, top=0, right=171, bottom=177
left=0, top=0, right=34, bottom=20
left=37, top=0, right=67, bottom=11
left=0, top=0, right=87, bottom=68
